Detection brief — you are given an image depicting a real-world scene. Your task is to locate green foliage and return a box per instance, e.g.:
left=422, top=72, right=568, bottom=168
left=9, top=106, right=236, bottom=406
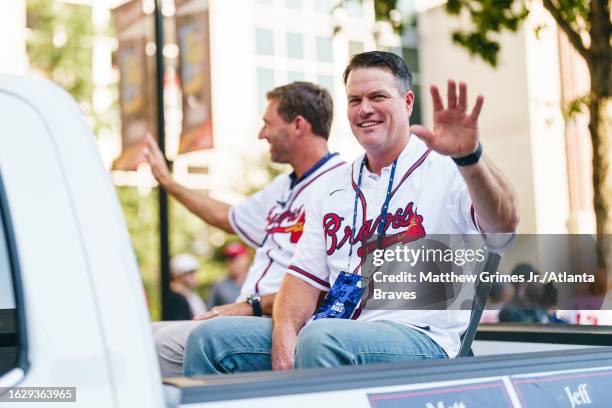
left=552, top=0, right=590, bottom=31
left=27, top=0, right=94, bottom=111
left=116, top=186, right=229, bottom=320
left=451, top=31, right=501, bottom=66
left=564, top=94, right=591, bottom=119
left=373, top=0, right=403, bottom=31
left=368, top=0, right=599, bottom=68
left=445, top=0, right=530, bottom=67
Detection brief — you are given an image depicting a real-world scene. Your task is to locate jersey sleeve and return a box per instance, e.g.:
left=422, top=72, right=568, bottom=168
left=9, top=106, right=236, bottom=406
left=446, top=164, right=480, bottom=234
left=228, top=175, right=286, bottom=248
left=447, top=162, right=515, bottom=250
left=286, top=186, right=331, bottom=291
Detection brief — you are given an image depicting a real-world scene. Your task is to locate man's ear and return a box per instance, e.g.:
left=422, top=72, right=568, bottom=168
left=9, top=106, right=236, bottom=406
left=404, top=90, right=415, bottom=117
left=293, top=115, right=310, bottom=136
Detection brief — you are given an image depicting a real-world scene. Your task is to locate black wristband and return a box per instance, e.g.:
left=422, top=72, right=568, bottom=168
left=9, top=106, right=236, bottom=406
left=247, top=293, right=262, bottom=317
left=452, top=142, right=483, bottom=166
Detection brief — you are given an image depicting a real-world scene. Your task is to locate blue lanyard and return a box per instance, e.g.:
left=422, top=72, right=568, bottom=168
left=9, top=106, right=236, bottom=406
left=346, top=156, right=398, bottom=272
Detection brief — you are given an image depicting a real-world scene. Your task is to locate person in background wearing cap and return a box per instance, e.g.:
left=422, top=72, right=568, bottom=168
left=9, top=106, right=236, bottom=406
left=207, top=243, right=249, bottom=309
left=167, top=253, right=207, bottom=321
left=145, top=81, right=346, bottom=377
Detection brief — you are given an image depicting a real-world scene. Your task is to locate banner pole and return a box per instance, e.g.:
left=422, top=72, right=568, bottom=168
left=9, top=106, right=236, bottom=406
left=154, top=0, right=171, bottom=321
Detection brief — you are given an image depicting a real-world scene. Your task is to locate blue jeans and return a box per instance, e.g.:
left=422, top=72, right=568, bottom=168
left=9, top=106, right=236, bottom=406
left=183, top=316, right=448, bottom=376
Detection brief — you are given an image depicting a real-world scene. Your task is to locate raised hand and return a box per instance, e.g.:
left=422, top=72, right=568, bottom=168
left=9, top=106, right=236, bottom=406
left=143, top=133, right=172, bottom=188
left=411, top=80, right=484, bottom=158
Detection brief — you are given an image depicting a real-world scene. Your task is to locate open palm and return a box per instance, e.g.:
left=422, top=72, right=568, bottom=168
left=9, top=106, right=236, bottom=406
left=411, top=80, right=484, bottom=158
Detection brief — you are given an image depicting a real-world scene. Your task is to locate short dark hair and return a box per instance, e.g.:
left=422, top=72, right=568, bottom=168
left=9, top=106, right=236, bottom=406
left=266, top=82, right=333, bottom=140
left=343, top=51, right=413, bottom=94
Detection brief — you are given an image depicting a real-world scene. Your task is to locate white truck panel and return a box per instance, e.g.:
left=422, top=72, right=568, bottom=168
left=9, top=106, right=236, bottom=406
left=0, top=76, right=164, bottom=407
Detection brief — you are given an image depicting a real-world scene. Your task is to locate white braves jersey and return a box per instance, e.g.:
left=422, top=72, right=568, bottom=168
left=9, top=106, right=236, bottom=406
left=287, top=136, right=482, bottom=357
left=229, top=153, right=346, bottom=304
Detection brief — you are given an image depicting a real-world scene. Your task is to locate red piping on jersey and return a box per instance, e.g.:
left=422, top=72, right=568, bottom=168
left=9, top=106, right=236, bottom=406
left=390, top=148, right=432, bottom=198
left=288, top=265, right=331, bottom=288
left=470, top=205, right=481, bottom=231
left=254, top=250, right=273, bottom=293
left=231, top=210, right=262, bottom=247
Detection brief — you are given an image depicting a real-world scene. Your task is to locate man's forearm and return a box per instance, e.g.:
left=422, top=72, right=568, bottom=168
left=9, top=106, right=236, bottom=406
left=273, top=275, right=319, bottom=332
left=164, top=179, right=233, bottom=233
left=271, top=275, right=320, bottom=370
left=261, top=293, right=276, bottom=316
left=458, top=156, right=519, bottom=233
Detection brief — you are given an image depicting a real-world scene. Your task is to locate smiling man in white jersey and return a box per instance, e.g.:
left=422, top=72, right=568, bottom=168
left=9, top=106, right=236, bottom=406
left=145, top=82, right=345, bottom=377
left=183, top=52, right=518, bottom=375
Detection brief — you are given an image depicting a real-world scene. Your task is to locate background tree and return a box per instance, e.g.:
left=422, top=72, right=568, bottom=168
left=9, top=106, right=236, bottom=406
left=117, top=186, right=230, bottom=320
left=27, top=0, right=94, bottom=115
left=25, top=0, right=231, bottom=318
left=368, top=0, right=611, bottom=265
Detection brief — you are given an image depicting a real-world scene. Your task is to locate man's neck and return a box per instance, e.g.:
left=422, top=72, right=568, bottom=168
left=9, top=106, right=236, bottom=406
left=366, top=135, right=410, bottom=176
left=291, top=141, right=330, bottom=179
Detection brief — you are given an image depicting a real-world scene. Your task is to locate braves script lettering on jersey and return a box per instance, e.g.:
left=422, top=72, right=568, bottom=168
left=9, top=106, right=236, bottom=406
left=228, top=153, right=346, bottom=303
left=287, top=136, right=482, bottom=357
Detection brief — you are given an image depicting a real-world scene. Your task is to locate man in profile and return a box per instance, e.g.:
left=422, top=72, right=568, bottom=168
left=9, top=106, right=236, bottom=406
left=145, top=82, right=345, bottom=377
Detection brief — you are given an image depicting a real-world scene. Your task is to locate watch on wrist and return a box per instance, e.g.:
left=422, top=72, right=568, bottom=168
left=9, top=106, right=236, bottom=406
left=247, top=293, right=262, bottom=317
left=452, top=142, right=483, bottom=166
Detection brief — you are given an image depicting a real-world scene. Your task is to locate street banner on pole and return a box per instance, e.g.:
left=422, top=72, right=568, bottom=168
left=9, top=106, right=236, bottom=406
left=112, top=0, right=157, bottom=170
left=175, top=0, right=213, bottom=153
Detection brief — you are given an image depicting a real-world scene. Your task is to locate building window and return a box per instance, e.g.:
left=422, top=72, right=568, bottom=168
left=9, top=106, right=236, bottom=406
left=403, top=47, right=419, bottom=73
left=402, top=46, right=421, bottom=124
left=345, top=0, right=363, bottom=17
left=377, top=45, right=402, bottom=57
left=410, top=82, right=422, bottom=125
left=316, top=36, right=333, bottom=63
left=285, top=0, right=302, bottom=9
left=286, top=32, right=304, bottom=59
left=257, top=68, right=275, bottom=114
left=348, top=41, right=364, bottom=57
left=316, top=0, right=333, bottom=13
left=288, top=71, right=305, bottom=82
left=317, top=74, right=334, bottom=94
left=256, top=28, right=274, bottom=55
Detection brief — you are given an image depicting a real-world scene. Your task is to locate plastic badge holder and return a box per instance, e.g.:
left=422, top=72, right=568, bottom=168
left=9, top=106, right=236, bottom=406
left=313, top=271, right=369, bottom=320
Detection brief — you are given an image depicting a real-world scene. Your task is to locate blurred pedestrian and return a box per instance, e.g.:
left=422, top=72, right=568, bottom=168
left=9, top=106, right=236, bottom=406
left=167, top=253, right=207, bottom=320
left=207, top=242, right=249, bottom=308
left=499, top=263, right=547, bottom=323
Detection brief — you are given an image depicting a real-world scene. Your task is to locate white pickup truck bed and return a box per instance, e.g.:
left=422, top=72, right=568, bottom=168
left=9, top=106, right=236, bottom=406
left=0, top=75, right=164, bottom=407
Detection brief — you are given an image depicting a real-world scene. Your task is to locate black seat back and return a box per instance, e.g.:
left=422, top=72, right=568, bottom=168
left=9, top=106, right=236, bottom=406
left=457, top=251, right=502, bottom=357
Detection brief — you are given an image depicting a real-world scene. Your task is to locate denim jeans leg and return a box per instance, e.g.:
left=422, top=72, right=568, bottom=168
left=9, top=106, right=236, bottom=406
left=183, top=316, right=273, bottom=376
left=294, top=319, right=447, bottom=369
